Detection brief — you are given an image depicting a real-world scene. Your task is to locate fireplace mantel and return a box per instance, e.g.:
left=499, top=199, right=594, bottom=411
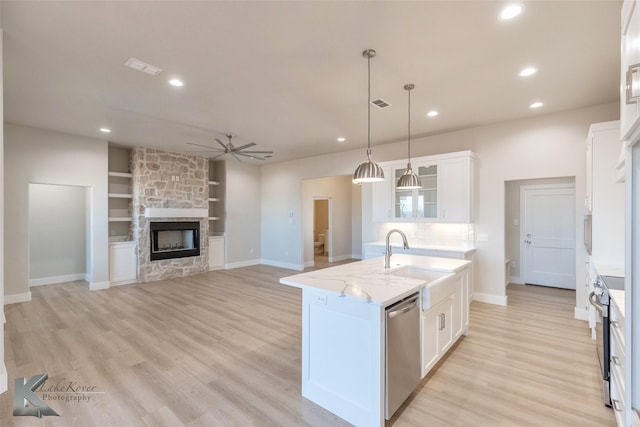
left=144, top=208, right=209, bottom=218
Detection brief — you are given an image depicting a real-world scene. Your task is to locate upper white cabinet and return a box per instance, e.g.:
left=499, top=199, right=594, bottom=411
left=586, top=121, right=624, bottom=266
left=621, top=0, right=640, bottom=140
left=371, top=151, right=474, bottom=223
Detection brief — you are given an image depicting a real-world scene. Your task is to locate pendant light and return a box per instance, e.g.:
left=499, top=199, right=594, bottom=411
left=353, top=49, right=385, bottom=184
left=396, top=83, right=421, bottom=190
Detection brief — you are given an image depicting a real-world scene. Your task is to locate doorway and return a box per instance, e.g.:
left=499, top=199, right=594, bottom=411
left=520, top=183, right=576, bottom=289
left=313, top=197, right=331, bottom=266
left=28, top=183, right=90, bottom=286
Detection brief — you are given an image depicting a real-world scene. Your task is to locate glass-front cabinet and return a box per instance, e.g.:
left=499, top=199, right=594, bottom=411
left=370, top=151, right=473, bottom=224
left=394, top=163, right=438, bottom=219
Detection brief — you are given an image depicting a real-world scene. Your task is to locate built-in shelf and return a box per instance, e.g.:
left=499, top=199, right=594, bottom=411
left=108, top=171, right=133, bottom=178
left=208, top=216, right=220, bottom=221
left=109, top=217, right=133, bottom=222
left=209, top=180, right=220, bottom=186
left=109, top=193, right=133, bottom=199
left=208, top=198, right=220, bottom=202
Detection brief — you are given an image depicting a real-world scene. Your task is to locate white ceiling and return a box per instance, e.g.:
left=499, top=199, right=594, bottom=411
left=1, top=1, right=621, bottom=164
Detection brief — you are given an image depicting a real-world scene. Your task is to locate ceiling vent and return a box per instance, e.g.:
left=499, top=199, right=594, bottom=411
left=371, top=99, right=391, bottom=109
left=123, top=57, right=163, bottom=76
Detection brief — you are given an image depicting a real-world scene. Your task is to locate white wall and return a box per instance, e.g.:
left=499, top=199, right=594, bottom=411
left=28, top=183, right=87, bottom=284
left=301, top=175, right=355, bottom=268
left=261, top=103, right=619, bottom=308
left=4, top=123, right=109, bottom=298
left=225, top=160, right=261, bottom=267
left=0, top=0, right=7, bottom=394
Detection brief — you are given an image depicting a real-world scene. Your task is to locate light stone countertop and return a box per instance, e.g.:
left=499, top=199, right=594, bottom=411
left=280, top=254, right=471, bottom=307
left=592, top=261, right=624, bottom=278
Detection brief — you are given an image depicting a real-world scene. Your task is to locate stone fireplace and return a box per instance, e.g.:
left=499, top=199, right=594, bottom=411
left=131, top=148, right=209, bottom=282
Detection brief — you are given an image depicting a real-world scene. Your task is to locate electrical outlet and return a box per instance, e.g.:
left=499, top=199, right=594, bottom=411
left=315, top=294, right=327, bottom=305
left=477, top=234, right=489, bottom=242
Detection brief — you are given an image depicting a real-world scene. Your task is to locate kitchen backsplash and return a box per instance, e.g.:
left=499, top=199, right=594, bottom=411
left=374, top=223, right=474, bottom=247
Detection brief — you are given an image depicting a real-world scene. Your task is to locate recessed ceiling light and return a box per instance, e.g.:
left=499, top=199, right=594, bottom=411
left=169, top=78, right=184, bottom=87
left=519, top=67, right=537, bottom=77
left=499, top=4, right=523, bottom=21
left=99, top=128, right=111, bottom=133
left=427, top=110, right=439, bottom=117
left=337, top=137, right=346, bottom=142
left=529, top=102, right=544, bottom=109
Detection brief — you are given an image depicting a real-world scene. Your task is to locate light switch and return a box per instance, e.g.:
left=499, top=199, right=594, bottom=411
left=477, top=234, right=489, bottom=242
left=513, top=219, right=519, bottom=226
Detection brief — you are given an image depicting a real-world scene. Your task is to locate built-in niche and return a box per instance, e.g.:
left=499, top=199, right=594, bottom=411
left=28, top=183, right=90, bottom=286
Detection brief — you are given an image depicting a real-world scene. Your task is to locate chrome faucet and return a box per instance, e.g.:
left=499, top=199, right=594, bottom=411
left=385, top=229, right=410, bottom=268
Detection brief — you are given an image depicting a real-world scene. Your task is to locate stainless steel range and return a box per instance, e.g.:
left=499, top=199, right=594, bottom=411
left=588, top=274, right=625, bottom=406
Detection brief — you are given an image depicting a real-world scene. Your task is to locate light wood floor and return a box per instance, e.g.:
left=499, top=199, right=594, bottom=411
left=2, top=267, right=615, bottom=426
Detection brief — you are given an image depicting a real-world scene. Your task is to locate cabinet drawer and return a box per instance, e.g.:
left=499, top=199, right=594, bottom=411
left=610, top=366, right=626, bottom=427
left=610, top=302, right=625, bottom=350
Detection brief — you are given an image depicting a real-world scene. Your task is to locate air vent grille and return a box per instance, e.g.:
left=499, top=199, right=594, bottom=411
left=371, top=99, right=391, bottom=109
left=124, top=57, right=163, bottom=76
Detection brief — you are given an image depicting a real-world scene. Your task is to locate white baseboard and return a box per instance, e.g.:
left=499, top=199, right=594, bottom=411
left=4, top=291, right=32, bottom=305
left=260, top=259, right=304, bottom=271
left=109, top=279, right=137, bottom=287
left=472, top=292, right=508, bottom=306
left=303, top=260, right=314, bottom=268
left=509, top=276, right=524, bottom=285
left=574, top=307, right=588, bottom=321
left=351, top=253, right=362, bottom=260
left=224, top=259, right=261, bottom=269
left=89, top=281, right=110, bottom=291
left=29, top=273, right=86, bottom=287
left=328, top=254, right=352, bottom=263
left=0, top=363, right=7, bottom=394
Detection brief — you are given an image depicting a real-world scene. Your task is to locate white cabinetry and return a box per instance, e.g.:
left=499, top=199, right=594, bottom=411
left=109, top=241, right=137, bottom=285
left=208, top=236, right=225, bottom=270
left=621, top=0, right=640, bottom=140
left=420, top=267, right=469, bottom=377
left=609, top=293, right=626, bottom=426
left=371, top=151, right=473, bottom=223
left=587, top=122, right=624, bottom=265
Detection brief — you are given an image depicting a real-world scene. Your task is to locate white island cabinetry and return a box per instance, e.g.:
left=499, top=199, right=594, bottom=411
left=280, top=254, right=471, bottom=427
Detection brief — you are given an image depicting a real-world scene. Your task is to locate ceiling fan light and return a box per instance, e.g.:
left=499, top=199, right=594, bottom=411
left=397, top=164, right=421, bottom=189
left=353, top=158, right=385, bottom=183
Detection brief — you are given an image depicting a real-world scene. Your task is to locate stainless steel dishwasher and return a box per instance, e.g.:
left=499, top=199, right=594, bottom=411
left=385, top=292, right=421, bottom=419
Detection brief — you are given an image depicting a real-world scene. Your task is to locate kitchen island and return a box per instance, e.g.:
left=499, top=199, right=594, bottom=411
left=280, top=254, right=472, bottom=427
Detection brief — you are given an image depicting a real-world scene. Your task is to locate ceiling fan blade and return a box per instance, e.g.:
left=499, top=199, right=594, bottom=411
left=215, top=138, right=228, bottom=150
left=210, top=152, right=228, bottom=160
left=186, top=142, right=224, bottom=151
left=231, top=153, right=243, bottom=162
left=238, top=150, right=274, bottom=154
left=230, top=142, right=256, bottom=152
left=235, top=152, right=268, bottom=160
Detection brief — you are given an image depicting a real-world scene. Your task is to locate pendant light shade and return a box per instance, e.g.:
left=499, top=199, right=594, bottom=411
left=397, top=83, right=422, bottom=190
left=353, top=49, right=384, bottom=184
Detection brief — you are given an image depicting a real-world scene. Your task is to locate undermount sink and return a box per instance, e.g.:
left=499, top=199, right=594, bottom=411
left=389, top=266, right=455, bottom=310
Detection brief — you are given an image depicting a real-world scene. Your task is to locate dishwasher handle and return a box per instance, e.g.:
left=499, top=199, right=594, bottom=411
left=387, top=295, right=419, bottom=319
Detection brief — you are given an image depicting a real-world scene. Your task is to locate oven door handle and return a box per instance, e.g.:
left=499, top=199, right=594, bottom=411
left=588, top=291, right=603, bottom=313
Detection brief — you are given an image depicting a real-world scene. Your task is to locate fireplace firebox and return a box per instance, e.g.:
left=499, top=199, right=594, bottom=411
left=150, top=221, right=200, bottom=261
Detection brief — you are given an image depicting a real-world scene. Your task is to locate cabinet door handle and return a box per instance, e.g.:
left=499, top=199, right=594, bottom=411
left=611, top=320, right=621, bottom=329
left=627, top=63, right=640, bottom=104
left=612, top=355, right=622, bottom=366
left=442, top=313, right=446, bottom=330
left=611, top=398, right=622, bottom=412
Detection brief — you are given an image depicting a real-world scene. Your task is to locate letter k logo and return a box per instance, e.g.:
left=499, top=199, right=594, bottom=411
left=13, top=374, right=59, bottom=417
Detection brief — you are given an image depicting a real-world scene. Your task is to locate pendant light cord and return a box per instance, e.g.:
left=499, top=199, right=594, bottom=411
left=407, top=88, right=411, bottom=164
left=366, top=52, right=372, bottom=159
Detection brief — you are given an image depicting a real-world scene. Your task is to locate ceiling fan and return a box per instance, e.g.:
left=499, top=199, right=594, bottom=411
left=187, top=133, right=273, bottom=161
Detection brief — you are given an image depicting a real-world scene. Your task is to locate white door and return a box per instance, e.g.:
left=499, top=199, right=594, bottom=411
left=521, top=185, right=576, bottom=289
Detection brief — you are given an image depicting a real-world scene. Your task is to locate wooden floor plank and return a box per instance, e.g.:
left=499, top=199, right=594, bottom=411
left=1, top=267, right=615, bottom=426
